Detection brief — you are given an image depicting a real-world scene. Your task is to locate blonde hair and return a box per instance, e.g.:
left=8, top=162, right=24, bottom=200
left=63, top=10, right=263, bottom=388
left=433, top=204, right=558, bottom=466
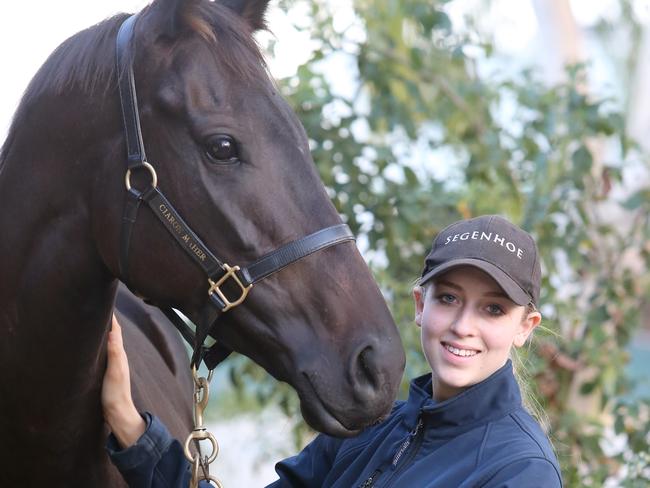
left=511, top=317, right=550, bottom=433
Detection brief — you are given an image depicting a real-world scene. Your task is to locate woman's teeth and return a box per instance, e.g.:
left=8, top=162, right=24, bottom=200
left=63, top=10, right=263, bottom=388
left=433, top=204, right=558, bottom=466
left=444, top=344, right=478, bottom=357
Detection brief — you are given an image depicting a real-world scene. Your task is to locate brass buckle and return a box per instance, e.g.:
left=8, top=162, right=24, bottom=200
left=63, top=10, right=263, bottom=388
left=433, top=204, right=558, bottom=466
left=207, top=264, right=252, bottom=312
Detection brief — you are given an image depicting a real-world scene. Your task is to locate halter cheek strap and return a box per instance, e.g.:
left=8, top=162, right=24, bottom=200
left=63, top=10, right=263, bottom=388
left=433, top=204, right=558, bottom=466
left=115, top=15, right=355, bottom=369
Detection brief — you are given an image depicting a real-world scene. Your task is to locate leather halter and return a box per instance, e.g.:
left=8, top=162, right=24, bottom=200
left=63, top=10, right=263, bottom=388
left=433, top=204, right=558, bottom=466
left=115, top=15, right=355, bottom=368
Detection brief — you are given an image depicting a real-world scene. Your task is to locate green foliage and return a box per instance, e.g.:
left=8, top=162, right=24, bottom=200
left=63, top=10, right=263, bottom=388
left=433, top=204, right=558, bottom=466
left=224, top=0, right=650, bottom=484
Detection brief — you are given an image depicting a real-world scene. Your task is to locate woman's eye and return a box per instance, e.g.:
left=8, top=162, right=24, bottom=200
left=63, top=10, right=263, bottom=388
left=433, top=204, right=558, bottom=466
left=206, top=135, right=239, bottom=163
left=486, top=304, right=504, bottom=316
left=437, top=294, right=456, bottom=305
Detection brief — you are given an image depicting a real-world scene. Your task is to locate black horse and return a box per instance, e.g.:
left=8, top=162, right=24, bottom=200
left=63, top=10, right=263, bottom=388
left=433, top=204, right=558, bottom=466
left=0, top=0, right=405, bottom=486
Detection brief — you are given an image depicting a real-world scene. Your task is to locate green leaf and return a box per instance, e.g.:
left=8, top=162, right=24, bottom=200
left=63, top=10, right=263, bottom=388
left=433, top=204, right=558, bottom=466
left=622, top=189, right=650, bottom=210
left=572, top=145, right=593, bottom=174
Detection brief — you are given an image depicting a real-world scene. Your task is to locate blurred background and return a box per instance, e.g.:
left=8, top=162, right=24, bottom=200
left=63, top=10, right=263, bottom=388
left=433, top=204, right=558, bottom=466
left=2, top=1, right=649, bottom=486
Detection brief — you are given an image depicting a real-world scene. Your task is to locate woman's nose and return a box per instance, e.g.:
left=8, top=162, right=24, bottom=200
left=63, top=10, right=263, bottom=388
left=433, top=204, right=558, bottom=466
left=450, top=308, right=476, bottom=336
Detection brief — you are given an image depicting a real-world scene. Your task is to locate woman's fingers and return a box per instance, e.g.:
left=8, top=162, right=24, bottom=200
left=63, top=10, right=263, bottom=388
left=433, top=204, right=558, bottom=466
left=108, top=314, right=122, bottom=346
left=102, top=314, right=146, bottom=448
left=106, top=315, right=129, bottom=376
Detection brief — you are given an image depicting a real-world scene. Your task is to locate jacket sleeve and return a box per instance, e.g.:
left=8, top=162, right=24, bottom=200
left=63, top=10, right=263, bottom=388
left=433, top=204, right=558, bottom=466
left=266, top=433, right=344, bottom=488
left=481, top=457, right=563, bottom=488
left=106, top=412, right=212, bottom=488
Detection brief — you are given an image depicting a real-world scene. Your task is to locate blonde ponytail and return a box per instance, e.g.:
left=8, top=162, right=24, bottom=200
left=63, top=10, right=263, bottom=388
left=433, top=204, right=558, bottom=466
left=512, top=303, right=551, bottom=433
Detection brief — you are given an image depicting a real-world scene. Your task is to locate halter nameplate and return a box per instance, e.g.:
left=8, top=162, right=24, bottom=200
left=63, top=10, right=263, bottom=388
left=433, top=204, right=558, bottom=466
left=115, top=15, right=356, bottom=368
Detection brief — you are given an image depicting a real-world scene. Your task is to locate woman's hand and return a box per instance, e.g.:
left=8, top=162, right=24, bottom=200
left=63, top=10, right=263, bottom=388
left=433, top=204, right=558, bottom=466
left=102, top=315, right=146, bottom=449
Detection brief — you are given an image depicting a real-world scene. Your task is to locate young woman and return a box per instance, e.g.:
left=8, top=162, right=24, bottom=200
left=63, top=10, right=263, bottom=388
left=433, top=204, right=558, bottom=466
left=103, top=215, right=563, bottom=487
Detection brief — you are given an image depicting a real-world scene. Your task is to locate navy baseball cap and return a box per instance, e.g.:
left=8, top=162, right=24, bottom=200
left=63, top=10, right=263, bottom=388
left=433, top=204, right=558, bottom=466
left=418, top=215, right=541, bottom=306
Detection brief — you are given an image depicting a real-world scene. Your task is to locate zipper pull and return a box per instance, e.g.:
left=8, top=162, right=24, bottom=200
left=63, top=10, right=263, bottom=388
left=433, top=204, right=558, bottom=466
left=391, top=417, right=424, bottom=467
left=412, top=417, right=424, bottom=436
left=359, top=469, right=381, bottom=488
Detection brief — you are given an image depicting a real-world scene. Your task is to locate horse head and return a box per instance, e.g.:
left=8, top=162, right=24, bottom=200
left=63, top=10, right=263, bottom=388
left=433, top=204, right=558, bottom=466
left=84, top=0, right=404, bottom=436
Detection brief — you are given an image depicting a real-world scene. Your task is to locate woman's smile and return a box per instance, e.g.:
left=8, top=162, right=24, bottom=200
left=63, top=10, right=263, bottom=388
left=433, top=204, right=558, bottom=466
left=441, top=341, right=481, bottom=358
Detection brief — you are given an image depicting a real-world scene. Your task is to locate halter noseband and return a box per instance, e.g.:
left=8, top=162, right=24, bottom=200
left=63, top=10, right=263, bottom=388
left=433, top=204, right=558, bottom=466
left=115, top=15, right=355, bottom=368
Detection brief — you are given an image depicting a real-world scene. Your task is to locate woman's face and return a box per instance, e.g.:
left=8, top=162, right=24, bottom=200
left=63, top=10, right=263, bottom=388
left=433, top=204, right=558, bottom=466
left=414, top=266, right=540, bottom=401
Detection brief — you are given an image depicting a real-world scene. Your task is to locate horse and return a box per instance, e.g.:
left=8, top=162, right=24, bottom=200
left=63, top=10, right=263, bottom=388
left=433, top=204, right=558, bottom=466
left=0, top=0, right=405, bottom=486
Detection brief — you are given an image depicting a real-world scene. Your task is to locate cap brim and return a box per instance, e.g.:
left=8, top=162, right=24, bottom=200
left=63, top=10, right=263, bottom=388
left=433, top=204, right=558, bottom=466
left=418, top=258, right=531, bottom=306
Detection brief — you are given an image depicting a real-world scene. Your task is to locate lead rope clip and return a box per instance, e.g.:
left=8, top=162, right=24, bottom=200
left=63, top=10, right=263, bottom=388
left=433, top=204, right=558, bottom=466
left=183, top=366, right=224, bottom=488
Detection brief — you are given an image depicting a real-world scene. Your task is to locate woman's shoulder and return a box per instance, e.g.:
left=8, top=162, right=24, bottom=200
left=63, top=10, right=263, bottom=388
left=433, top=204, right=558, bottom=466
left=470, top=408, right=562, bottom=486
left=479, top=407, right=559, bottom=467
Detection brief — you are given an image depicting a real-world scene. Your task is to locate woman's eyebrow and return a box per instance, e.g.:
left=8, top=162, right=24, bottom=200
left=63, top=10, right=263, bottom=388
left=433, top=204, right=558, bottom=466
left=484, top=291, right=509, bottom=298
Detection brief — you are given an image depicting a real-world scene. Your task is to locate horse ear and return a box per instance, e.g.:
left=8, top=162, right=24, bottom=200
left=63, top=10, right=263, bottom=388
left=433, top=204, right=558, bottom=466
left=220, top=0, right=272, bottom=31
left=143, top=0, right=201, bottom=40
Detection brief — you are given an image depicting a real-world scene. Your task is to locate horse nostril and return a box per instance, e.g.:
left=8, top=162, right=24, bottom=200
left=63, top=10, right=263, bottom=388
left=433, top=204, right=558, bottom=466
left=351, top=345, right=381, bottom=395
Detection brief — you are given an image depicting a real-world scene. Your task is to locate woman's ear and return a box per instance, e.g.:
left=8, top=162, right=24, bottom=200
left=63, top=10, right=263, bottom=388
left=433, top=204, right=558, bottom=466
left=413, top=286, right=426, bottom=327
left=513, top=310, right=542, bottom=347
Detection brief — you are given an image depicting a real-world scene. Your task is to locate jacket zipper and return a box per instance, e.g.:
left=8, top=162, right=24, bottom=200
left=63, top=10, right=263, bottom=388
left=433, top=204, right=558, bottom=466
left=383, top=416, right=425, bottom=487
left=358, top=416, right=424, bottom=488
left=359, top=469, right=382, bottom=488
left=391, top=417, right=423, bottom=467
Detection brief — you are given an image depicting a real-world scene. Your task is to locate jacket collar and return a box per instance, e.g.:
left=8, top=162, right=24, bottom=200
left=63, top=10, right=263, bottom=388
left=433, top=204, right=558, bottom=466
left=403, top=360, right=522, bottom=437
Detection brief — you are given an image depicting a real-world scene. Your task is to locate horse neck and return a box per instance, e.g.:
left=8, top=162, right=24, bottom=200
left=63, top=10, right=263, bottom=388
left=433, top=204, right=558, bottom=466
left=0, top=94, right=118, bottom=427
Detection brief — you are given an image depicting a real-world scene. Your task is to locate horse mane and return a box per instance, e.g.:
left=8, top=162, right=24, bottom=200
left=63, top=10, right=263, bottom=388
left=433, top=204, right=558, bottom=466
left=11, top=14, right=129, bottom=113
left=1, top=3, right=270, bottom=163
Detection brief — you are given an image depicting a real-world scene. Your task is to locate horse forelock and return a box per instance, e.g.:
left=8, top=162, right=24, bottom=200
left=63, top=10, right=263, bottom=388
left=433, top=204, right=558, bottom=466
left=181, top=2, right=270, bottom=84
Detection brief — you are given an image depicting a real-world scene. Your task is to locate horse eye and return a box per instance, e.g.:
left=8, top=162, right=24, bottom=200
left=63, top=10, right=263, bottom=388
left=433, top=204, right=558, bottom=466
left=205, top=135, right=239, bottom=163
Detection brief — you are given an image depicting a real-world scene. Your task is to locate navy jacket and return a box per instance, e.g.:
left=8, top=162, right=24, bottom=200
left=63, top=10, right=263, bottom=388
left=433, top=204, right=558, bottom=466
left=107, top=361, right=562, bottom=487
left=270, top=361, right=561, bottom=487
